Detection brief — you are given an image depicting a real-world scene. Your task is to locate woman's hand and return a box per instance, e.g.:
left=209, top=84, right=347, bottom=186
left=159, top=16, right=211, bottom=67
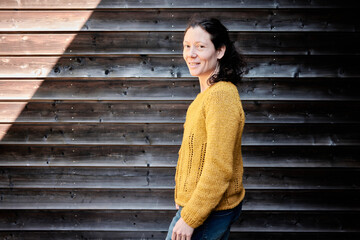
left=171, top=217, right=194, bottom=240
left=175, top=203, right=179, bottom=210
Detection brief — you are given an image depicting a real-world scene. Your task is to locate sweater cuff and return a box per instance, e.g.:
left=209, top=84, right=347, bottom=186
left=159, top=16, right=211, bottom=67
left=180, top=205, right=206, bottom=229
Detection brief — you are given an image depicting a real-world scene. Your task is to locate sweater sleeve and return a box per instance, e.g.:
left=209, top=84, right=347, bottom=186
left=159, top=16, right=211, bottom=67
left=180, top=89, right=242, bottom=228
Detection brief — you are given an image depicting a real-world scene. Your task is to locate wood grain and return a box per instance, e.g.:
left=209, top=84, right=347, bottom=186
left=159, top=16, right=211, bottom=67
left=1, top=56, right=359, bottom=78
left=0, top=1, right=359, bottom=238
left=0, top=9, right=358, bottom=32
left=0, top=189, right=359, bottom=211
left=0, top=145, right=358, bottom=168
left=0, top=123, right=359, bottom=146
left=1, top=32, right=359, bottom=55
left=0, top=209, right=359, bottom=231
left=1, top=101, right=359, bottom=123
left=0, top=0, right=356, bottom=9
left=0, top=167, right=359, bottom=189
left=0, top=232, right=359, bottom=240
left=1, top=79, right=359, bottom=101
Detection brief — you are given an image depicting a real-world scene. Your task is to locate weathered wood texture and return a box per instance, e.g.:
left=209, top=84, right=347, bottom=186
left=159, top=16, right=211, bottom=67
left=1, top=56, right=360, bottom=78
left=1, top=79, right=360, bottom=100
left=2, top=189, right=360, bottom=210
left=0, top=0, right=359, bottom=239
left=2, top=32, right=360, bottom=55
left=1, top=209, right=360, bottom=231
left=1, top=101, right=359, bottom=123
left=0, top=123, right=359, bottom=146
left=1, top=0, right=359, bottom=9
left=0, top=9, right=359, bottom=32
left=1, top=232, right=359, bottom=240
left=1, top=145, right=359, bottom=167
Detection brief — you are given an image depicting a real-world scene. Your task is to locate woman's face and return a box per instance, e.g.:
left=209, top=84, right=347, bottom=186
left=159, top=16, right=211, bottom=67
left=183, top=26, right=225, bottom=81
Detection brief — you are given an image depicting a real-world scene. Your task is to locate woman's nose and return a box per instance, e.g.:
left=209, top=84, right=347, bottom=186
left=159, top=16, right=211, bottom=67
left=189, top=47, right=197, bottom=58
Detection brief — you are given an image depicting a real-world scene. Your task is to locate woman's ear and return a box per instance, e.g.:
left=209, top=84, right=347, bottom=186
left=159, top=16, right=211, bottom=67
left=217, top=45, right=226, bottom=60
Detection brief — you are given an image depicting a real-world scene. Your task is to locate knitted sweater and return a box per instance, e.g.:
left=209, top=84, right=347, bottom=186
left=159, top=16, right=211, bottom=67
left=174, top=81, right=246, bottom=228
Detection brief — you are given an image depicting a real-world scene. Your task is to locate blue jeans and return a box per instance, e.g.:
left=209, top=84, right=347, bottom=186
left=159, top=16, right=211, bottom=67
left=165, top=201, right=242, bottom=240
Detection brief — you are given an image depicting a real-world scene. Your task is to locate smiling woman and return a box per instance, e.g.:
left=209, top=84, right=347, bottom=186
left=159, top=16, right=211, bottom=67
left=166, top=17, right=247, bottom=240
left=183, top=26, right=224, bottom=89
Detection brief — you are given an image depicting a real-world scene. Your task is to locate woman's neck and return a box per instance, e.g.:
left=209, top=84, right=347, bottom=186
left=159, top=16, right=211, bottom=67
left=199, top=63, right=219, bottom=93
left=199, top=78, right=210, bottom=93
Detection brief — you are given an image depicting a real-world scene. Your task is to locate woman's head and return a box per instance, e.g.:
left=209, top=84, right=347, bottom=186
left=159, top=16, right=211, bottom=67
left=183, top=17, right=247, bottom=85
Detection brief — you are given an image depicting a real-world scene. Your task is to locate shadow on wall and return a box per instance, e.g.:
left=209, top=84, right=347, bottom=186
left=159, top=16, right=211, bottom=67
left=0, top=2, right=194, bottom=145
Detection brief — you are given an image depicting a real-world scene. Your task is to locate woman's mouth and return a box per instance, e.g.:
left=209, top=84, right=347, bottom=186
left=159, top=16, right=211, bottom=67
left=188, top=62, right=200, bottom=68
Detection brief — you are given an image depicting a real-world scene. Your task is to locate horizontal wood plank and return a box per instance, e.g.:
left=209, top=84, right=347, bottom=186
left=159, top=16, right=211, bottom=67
left=1, top=79, right=359, bottom=101
left=0, top=231, right=168, bottom=240
left=0, top=145, right=359, bottom=168
left=0, top=167, right=359, bottom=190
left=0, top=123, right=359, bottom=146
left=229, top=233, right=360, bottom=240
left=0, top=209, right=359, bottom=231
left=0, top=189, right=359, bottom=211
left=1, top=56, right=359, bottom=78
left=1, top=32, right=359, bottom=56
left=0, top=0, right=357, bottom=9
left=0, top=232, right=359, bottom=240
left=0, top=145, right=179, bottom=167
left=0, top=9, right=358, bottom=32
left=1, top=101, right=359, bottom=124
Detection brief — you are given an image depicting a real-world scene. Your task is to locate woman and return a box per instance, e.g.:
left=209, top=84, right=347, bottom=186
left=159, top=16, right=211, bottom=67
left=166, top=17, right=247, bottom=240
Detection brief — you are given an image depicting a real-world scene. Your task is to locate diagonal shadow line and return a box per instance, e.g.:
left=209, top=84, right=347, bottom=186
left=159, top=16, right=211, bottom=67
left=0, top=2, right=192, bottom=177
left=0, top=1, right=187, bottom=147
left=0, top=1, right=104, bottom=143
left=0, top=1, right=175, bottom=175
left=0, top=2, right=188, bottom=216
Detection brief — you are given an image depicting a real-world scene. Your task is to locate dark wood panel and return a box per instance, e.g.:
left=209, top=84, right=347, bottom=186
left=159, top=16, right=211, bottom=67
left=0, top=167, right=174, bottom=189
left=0, top=231, right=168, bottom=240
left=243, top=189, right=360, bottom=211
left=1, top=56, right=359, bottom=78
left=0, top=145, right=358, bottom=168
left=0, top=145, right=178, bottom=167
left=1, top=79, right=359, bottom=101
left=0, top=9, right=358, bottom=32
left=0, top=209, right=359, bottom=231
left=1, top=101, right=359, bottom=124
left=243, top=168, right=360, bottom=190
left=243, top=100, right=360, bottom=123
left=1, top=232, right=359, bottom=240
left=0, top=0, right=356, bottom=9
left=243, top=146, right=360, bottom=168
left=233, top=211, right=360, bottom=232
left=0, top=123, right=359, bottom=146
left=0, top=188, right=174, bottom=210
left=0, top=101, right=188, bottom=123
left=1, top=189, right=359, bottom=211
left=0, top=145, right=359, bottom=168
left=1, top=32, right=359, bottom=56
left=0, top=123, right=183, bottom=145
left=0, top=167, right=359, bottom=189
left=229, top=233, right=360, bottom=240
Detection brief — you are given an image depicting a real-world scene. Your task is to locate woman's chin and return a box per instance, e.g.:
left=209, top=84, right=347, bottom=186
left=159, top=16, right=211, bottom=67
left=188, top=71, right=200, bottom=77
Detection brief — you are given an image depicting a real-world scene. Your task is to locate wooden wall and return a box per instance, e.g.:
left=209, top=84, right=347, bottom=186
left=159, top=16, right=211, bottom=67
left=1, top=0, right=360, bottom=239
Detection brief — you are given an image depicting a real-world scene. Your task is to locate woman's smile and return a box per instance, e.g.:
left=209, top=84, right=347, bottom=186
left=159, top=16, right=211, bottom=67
left=187, top=61, right=201, bottom=68
left=183, top=26, right=221, bottom=82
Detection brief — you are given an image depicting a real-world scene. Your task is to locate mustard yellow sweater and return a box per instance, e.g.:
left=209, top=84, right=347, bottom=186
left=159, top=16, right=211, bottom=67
left=174, top=81, right=246, bottom=228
